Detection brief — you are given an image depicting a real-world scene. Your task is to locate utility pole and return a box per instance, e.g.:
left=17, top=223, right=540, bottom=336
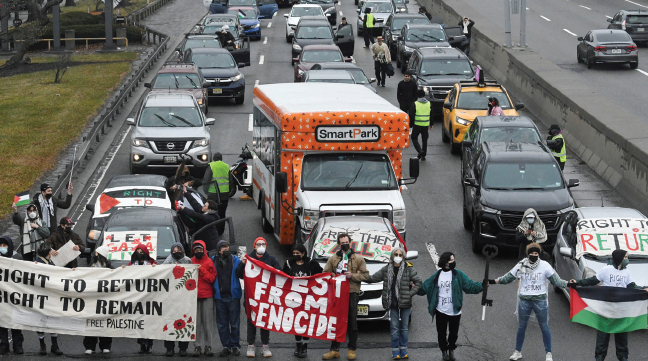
left=519, top=0, right=527, bottom=47
left=52, top=3, right=61, bottom=50
left=103, top=0, right=114, bottom=50
left=503, top=0, right=512, bottom=47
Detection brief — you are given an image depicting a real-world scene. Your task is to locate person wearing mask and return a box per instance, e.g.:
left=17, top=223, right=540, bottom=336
left=487, top=97, right=503, bottom=116
left=322, top=234, right=369, bottom=360
left=212, top=240, right=245, bottom=357
left=397, top=73, right=418, bottom=112
left=83, top=245, right=113, bottom=355
left=370, top=36, right=391, bottom=87
left=242, top=237, right=281, bottom=357
left=515, top=209, right=547, bottom=261
left=417, top=252, right=482, bottom=361
left=489, top=243, right=569, bottom=361
left=46, top=217, right=85, bottom=268
left=282, top=244, right=324, bottom=358
left=409, top=89, right=433, bottom=161
left=32, top=183, right=73, bottom=233
left=128, top=244, right=157, bottom=354
left=569, top=250, right=648, bottom=361
left=162, top=243, right=192, bottom=356
left=12, top=202, right=49, bottom=261
left=360, top=8, right=375, bottom=48
left=547, top=124, right=566, bottom=170
left=218, top=25, right=236, bottom=49
left=458, top=17, right=474, bottom=56
left=190, top=241, right=217, bottom=357
left=177, top=199, right=220, bottom=252
left=203, top=152, right=230, bottom=235
left=365, top=247, right=422, bottom=360
left=34, top=242, right=63, bottom=356
left=0, top=236, right=24, bottom=355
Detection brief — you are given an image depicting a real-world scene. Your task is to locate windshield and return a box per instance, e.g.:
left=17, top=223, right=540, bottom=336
left=138, top=107, right=202, bottom=127
left=596, top=32, right=631, bottom=43
left=184, top=38, right=222, bottom=50
left=483, top=162, right=564, bottom=190
left=203, top=25, right=239, bottom=37
left=420, top=59, right=473, bottom=76
left=312, top=226, right=399, bottom=263
left=301, top=0, right=334, bottom=4
left=627, top=15, right=648, bottom=24
left=103, top=226, right=176, bottom=260
left=229, top=8, right=257, bottom=19
left=292, top=6, right=324, bottom=17
left=364, top=2, right=393, bottom=12
left=153, top=73, right=202, bottom=89
left=392, top=0, right=405, bottom=4
left=307, top=78, right=355, bottom=84
left=456, top=91, right=512, bottom=110
left=479, top=127, right=540, bottom=144
left=301, top=153, right=398, bottom=190
left=205, top=16, right=236, bottom=25
left=229, top=0, right=256, bottom=6
left=296, top=26, right=332, bottom=39
left=392, top=17, right=430, bottom=30
left=406, top=28, right=446, bottom=42
left=302, top=50, right=342, bottom=62
left=192, top=53, right=236, bottom=68
left=346, top=69, right=370, bottom=84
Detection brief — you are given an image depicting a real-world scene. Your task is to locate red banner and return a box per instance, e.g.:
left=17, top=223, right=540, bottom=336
left=243, top=257, right=350, bottom=342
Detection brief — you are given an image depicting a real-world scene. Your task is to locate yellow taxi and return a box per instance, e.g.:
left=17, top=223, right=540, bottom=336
left=441, top=77, right=524, bottom=154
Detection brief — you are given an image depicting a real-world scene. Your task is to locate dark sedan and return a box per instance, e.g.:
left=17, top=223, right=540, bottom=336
left=396, top=24, right=450, bottom=70
left=176, top=34, right=222, bottom=62
left=293, top=44, right=350, bottom=81
left=184, top=48, right=246, bottom=104
left=577, top=29, right=638, bottom=69
left=291, top=18, right=336, bottom=61
left=382, top=13, right=431, bottom=54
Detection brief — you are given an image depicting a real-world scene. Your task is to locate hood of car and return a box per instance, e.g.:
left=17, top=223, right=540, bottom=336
left=295, top=38, right=335, bottom=47
left=132, top=125, right=209, bottom=140
left=240, top=19, right=259, bottom=26
left=453, top=108, right=518, bottom=121
left=418, top=74, right=474, bottom=85
left=480, top=188, right=572, bottom=213
left=404, top=41, right=451, bottom=48
left=198, top=67, right=241, bottom=78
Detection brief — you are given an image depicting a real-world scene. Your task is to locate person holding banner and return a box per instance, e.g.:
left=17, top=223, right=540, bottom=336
left=365, top=246, right=422, bottom=360
left=32, top=183, right=73, bottom=233
left=163, top=243, right=193, bottom=356
left=83, top=245, right=113, bottom=355
left=282, top=244, right=324, bottom=358
left=322, top=233, right=369, bottom=361
left=0, top=236, right=24, bottom=355
left=212, top=240, right=245, bottom=357
left=12, top=203, right=50, bottom=261
left=34, top=243, right=64, bottom=356
left=129, top=244, right=157, bottom=354
left=191, top=240, right=217, bottom=357
left=46, top=217, right=85, bottom=268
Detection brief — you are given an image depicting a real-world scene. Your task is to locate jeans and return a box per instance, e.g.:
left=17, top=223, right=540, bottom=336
left=410, top=125, right=429, bottom=156
left=516, top=299, right=551, bottom=353
left=215, top=297, right=241, bottom=349
left=364, top=29, right=375, bottom=47
left=465, top=36, right=471, bottom=56
left=83, top=336, right=112, bottom=351
left=331, top=292, right=359, bottom=351
left=374, top=61, right=386, bottom=85
left=595, top=330, right=628, bottom=359
left=389, top=308, right=411, bottom=352
left=0, top=327, right=23, bottom=350
left=435, top=310, right=461, bottom=351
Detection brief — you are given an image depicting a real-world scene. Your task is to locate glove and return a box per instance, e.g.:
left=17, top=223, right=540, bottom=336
left=568, top=281, right=578, bottom=288
left=488, top=279, right=497, bottom=285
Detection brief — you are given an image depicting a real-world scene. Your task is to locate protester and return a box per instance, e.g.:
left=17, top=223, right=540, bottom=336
left=219, top=25, right=236, bottom=48
left=418, top=252, right=482, bottom=361
left=458, top=17, right=474, bottom=56
left=282, top=244, right=324, bottom=358
left=371, top=36, right=391, bottom=87
left=34, top=242, right=63, bottom=355
left=190, top=241, right=217, bottom=357
left=409, top=89, right=433, bottom=161
left=33, top=183, right=73, bottom=233
left=0, top=236, right=24, bottom=355
left=487, top=97, right=503, bottom=116
left=212, top=240, right=244, bottom=356
left=242, top=237, right=281, bottom=357
left=397, top=73, right=418, bottom=112
left=365, top=247, right=422, bottom=359
left=203, top=153, right=231, bottom=235
left=322, top=234, right=369, bottom=360
left=46, top=217, right=85, bottom=268
left=12, top=202, right=49, bottom=261
left=162, top=243, right=192, bottom=356
left=360, top=8, right=375, bottom=48
left=177, top=199, right=220, bottom=252
left=129, top=244, right=157, bottom=354
left=83, top=245, right=113, bottom=355
left=490, top=243, right=569, bottom=361
left=166, top=164, right=203, bottom=207
left=515, top=208, right=547, bottom=261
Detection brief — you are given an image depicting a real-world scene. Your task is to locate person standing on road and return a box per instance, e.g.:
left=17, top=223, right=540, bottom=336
left=162, top=243, right=192, bottom=356
left=322, top=233, right=369, bottom=361
left=365, top=247, right=422, bottom=360
left=515, top=208, right=547, bottom=261
left=212, top=240, right=245, bottom=357
left=190, top=240, right=217, bottom=357
left=282, top=244, right=324, bottom=358
left=203, top=152, right=231, bottom=236
left=489, top=243, right=569, bottom=361
left=128, top=244, right=157, bottom=354
left=33, top=183, right=73, bottom=233
left=83, top=245, right=113, bottom=355
left=34, top=242, right=64, bottom=356
left=371, top=36, right=391, bottom=87
left=12, top=203, right=49, bottom=261
left=397, top=73, right=418, bottom=112
left=547, top=124, right=566, bottom=171
left=360, top=8, right=375, bottom=48
left=177, top=199, right=220, bottom=252
left=417, top=252, right=482, bottom=361
left=458, top=17, right=474, bottom=56
left=569, top=249, right=648, bottom=361
left=0, top=236, right=24, bottom=355
left=409, top=89, right=433, bottom=161
left=46, top=217, right=85, bottom=268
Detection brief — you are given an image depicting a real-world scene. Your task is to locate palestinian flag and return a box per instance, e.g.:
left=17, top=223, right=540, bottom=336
left=14, top=191, right=30, bottom=207
left=570, top=286, right=648, bottom=333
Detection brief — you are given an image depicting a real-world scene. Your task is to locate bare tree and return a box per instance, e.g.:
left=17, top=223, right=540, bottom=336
left=52, top=52, right=70, bottom=82
left=64, top=0, right=75, bottom=6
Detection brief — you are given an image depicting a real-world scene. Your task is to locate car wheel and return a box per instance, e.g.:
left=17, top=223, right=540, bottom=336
left=463, top=206, right=472, bottom=231
left=587, top=54, right=593, bottom=69
left=471, top=218, right=483, bottom=253
left=355, top=0, right=358, bottom=5
left=357, top=28, right=362, bottom=36
left=441, top=124, right=450, bottom=143
left=228, top=181, right=238, bottom=198
left=286, top=34, right=291, bottom=43
left=576, top=51, right=582, bottom=63
left=400, top=58, right=407, bottom=73
left=261, top=206, right=273, bottom=234
left=451, top=140, right=461, bottom=155
left=630, top=61, right=638, bottom=69
left=235, top=95, right=245, bottom=105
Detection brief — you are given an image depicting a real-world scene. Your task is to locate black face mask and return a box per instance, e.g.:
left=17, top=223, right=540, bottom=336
left=340, top=244, right=350, bottom=252
left=448, top=261, right=456, bottom=270
left=528, top=255, right=539, bottom=263
left=132, top=253, right=143, bottom=262
left=293, top=254, right=303, bottom=261
left=172, top=252, right=183, bottom=260
left=194, top=252, right=204, bottom=259
left=221, top=250, right=230, bottom=258
left=64, top=228, right=72, bottom=234
left=45, top=193, right=52, bottom=199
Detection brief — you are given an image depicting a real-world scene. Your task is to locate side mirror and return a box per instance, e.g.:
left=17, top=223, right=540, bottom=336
left=369, top=77, right=376, bottom=83
left=275, top=172, right=288, bottom=193
left=238, top=63, right=245, bottom=68
left=284, top=13, right=289, bottom=17
left=409, top=157, right=419, bottom=178
left=336, top=34, right=344, bottom=39
left=127, top=117, right=136, bottom=125
left=559, top=246, right=573, bottom=258
left=405, top=250, right=418, bottom=260
left=448, top=36, right=455, bottom=41
left=606, top=18, right=612, bottom=23
left=463, top=178, right=477, bottom=187
left=144, top=82, right=152, bottom=88
left=344, top=57, right=353, bottom=62
left=205, top=118, right=216, bottom=125
left=326, top=13, right=331, bottom=17
left=85, top=204, right=95, bottom=213
left=567, top=179, right=580, bottom=188
left=462, top=139, right=473, bottom=148
left=443, top=102, right=452, bottom=110
left=514, top=103, right=525, bottom=110
left=203, top=82, right=210, bottom=88
left=88, top=230, right=101, bottom=241
left=577, top=37, right=584, bottom=41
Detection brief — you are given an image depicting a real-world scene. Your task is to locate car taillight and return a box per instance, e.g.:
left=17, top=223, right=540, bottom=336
left=627, top=45, right=637, bottom=51
left=594, top=46, right=606, bottom=52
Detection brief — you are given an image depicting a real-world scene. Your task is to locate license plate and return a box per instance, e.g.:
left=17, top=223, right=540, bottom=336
left=611, top=49, right=622, bottom=54
left=357, top=305, right=369, bottom=316
left=163, top=156, right=177, bottom=164
left=639, top=28, right=645, bottom=32
left=212, top=88, right=222, bottom=94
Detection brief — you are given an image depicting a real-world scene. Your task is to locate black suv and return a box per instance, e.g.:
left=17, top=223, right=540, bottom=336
left=396, top=24, right=450, bottom=70
left=184, top=48, right=246, bottom=104
left=382, top=13, right=431, bottom=53
left=462, top=141, right=579, bottom=253
left=405, top=47, right=474, bottom=110
left=608, top=10, right=648, bottom=44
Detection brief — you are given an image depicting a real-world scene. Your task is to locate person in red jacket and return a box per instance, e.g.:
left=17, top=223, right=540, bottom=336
left=191, top=240, right=217, bottom=357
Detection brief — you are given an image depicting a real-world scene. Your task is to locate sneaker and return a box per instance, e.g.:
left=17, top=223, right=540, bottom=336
left=247, top=345, right=256, bottom=357
left=510, top=350, right=523, bottom=360
left=85, top=349, right=93, bottom=355
left=220, top=348, right=231, bottom=357
left=400, top=349, right=408, bottom=359
left=262, top=345, right=272, bottom=357
left=546, top=352, right=553, bottom=361
left=363, top=46, right=368, bottom=48
left=205, top=346, right=214, bottom=357
left=322, top=350, right=340, bottom=360
left=348, top=350, right=356, bottom=360
left=193, top=346, right=202, bottom=357
left=392, top=350, right=400, bottom=360
left=239, top=194, right=253, bottom=201
left=232, top=348, right=241, bottom=356
left=102, top=349, right=110, bottom=354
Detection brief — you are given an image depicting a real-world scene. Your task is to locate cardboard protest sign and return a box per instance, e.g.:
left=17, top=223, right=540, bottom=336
left=575, top=218, right=648, bottom=259
left=104, top=231, right=158, bottom=261
left=313, top=226, right=401, bottom=263
left=0, top=257, right=198, bottom=340
left=244, top=257, right=350, bottom=342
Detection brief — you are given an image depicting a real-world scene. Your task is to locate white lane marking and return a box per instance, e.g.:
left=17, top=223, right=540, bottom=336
left=248, top=114, right=253, bottom=131
left=526, top=7, right=529, bottom=10
left=540, top=15, right=551, bottom=21
left=259, top=55, right=265, bottom=64
left=563, top=29, right=578, bottom=36
left=339, top=11, right=343, bottom=16
left=635, top=69, right=648, bottom=77
left=254, top=79, right=259, bottom=87
left=426, top=243, right=440, bottom=270
left=626, top=0, right=648, bottom=9
left=579, top=5, right=591, bottom=10
left=268, top=22, right=272, bottom=28
left=263, top=37, right=267, bottom=44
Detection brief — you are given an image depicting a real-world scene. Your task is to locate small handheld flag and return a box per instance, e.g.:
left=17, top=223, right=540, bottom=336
left=14, top=191, right=30, bottom=207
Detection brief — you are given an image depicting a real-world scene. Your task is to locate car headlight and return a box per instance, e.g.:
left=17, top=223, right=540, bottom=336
left=392, top=34, right=398, bottom=40
left=393, top=210, right=406, bottom=229
left=558, top=205, right=575, bottom=214
left=455, top=116, right=471, bottom=126
left=303, top=210, right=319, bottom=229
left=403, top=45, right=414, bottom=52
left=192, top=138, right=210, bottom=148
left=298, top=68, right=305, bottom=75
left=399, top=8, right=406, bottom=12
left=230, top=73, right=242, bottom=81
left=481, top=205, right=499, bottom=214
left=132, top=138, right=149, bottom=148
left=252, top=23, right=260, bottom=28
left=293, top=43, right=302, bottom=51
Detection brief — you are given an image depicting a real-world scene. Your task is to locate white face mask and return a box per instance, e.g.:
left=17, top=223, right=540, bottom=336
left=393, top=256, right=403, bottom=264
left=526, top=216, right=535, bottom=224
left=256, top=246, right=266, bottom=255
left=28, top=212, right=38, bottom=219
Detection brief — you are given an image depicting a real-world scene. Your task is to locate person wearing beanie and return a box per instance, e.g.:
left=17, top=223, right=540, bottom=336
left=282, top=244, right=324, bottom=358
left=569, top=249, right=648, bottom=361
left=212, top=240, right=245, bottom=356
left=162, top=243, right=192, bottom=356
left=0, top=236, right=24, bottom=355
left=34, top=243, right=63, bottom=356
left=490, top=243, right=569, bottom=361
left=83, top=245, right=114, bottom=355
left=189, top=241, right=217, bottom=357
left=12, top=202, right=50, bottom=261
left=365, top=247, right=422, bottom=360
left=547, top=124, right=566, bottom=170
left=32, top=182, right=73, bottom=233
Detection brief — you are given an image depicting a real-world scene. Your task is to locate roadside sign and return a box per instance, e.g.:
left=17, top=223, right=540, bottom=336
left=13, top=19, right=22, bottom=27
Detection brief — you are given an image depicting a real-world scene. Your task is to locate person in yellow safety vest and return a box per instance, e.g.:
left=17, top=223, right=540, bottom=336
left=546, top=124, right=566, bottom=171
left=408, top=89, right=434, bottom=161
left=202, top=152, right=230, bottom=235
left=360, top=7, right=375, bottom=48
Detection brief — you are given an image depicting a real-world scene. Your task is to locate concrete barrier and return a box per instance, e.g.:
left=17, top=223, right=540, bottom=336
left=422, top=0, right=648, bottom=215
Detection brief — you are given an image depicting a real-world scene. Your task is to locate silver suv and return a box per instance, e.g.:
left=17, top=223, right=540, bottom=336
left=128, top=91, right=215, bottom=174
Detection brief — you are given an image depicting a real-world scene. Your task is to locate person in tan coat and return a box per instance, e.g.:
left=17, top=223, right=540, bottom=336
left=322, top=233, right=369, bottom=360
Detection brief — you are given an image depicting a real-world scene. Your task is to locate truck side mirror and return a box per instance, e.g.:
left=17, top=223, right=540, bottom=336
left=443, top=102, right=452, bottom=110
left=85, top=204, right=95, bottom=213
left=409, top=157, right=419, bottom=178
left=144, top=82, right=152, bottom=88
left=276, top=172, right=288, bottom=193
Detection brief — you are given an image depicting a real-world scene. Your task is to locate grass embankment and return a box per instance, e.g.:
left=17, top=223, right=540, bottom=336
left=61, top=0, right=154, bottom=15
left=0, top=52, right=137, bottom=219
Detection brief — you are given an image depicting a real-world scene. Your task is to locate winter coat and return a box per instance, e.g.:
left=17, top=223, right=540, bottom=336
left=515, top=208, right=547, bottom=244
left=12, top=209, right=50, bottom=255
left=212, top=254, right=244, bottom=299
left=409, top=97, right=434, bottom=126
left=417, top=269, right=483, bottom=320
left=323, top=249, right=369, bottom=293
left=128, top=243, right=158, bottom=265
left=366, top=261, right=422, bottom=309
left=282, top=256, right=324, bottom=277
left=46, top=226, right=85, bottom=268
left=0, top=236, right=23, bottom=260
left=179, top=206, right=220, bottom=252
left=248, top=250, right=281, bottom=270
left=458, top=19, right=475, bottom=37
left=191, top=240, right=217, bottom=298
left=32, top=193, right=72, bottom=231
left=163, top=242, right=193, bottom=265
left=397, top=80, right=418, bottom=109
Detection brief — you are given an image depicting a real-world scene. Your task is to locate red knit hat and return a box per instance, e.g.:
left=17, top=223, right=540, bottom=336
left=253, top=237, right=267, bottom=247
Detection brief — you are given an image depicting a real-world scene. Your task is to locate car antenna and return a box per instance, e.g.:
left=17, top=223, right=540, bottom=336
left=601, top=196, right=604, bottom=207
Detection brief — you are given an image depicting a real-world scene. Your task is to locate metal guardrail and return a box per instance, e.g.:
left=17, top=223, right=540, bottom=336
left=126, top=0, right=175, bottom=26
left=14, top=37, right=129, bottom=50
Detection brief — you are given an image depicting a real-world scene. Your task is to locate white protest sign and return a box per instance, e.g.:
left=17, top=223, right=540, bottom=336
left=313, top=226, right=400, bottom=263
left=104, top=231, right=158, bottom=261
left=50, top=240, right=82, bottom=267
left=575, top=218, right=648, bottom=259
